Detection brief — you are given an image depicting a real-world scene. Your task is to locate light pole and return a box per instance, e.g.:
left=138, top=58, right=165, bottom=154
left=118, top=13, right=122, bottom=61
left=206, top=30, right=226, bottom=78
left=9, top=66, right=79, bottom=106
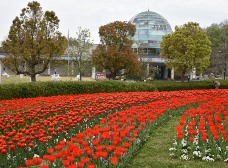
left=79, top=50, right=82, bottom=81
left=225, top=54, right=227, bottom=80
left=67, top=29, right=70, bottom=77
left=219, top=50, right=227, bottom=80
left=0, top=60, right=2, bottom=84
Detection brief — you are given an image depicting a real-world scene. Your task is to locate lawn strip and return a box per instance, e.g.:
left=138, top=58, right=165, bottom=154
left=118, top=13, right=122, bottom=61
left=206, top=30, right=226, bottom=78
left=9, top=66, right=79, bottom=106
left=127, top=116, right=228, bottom=168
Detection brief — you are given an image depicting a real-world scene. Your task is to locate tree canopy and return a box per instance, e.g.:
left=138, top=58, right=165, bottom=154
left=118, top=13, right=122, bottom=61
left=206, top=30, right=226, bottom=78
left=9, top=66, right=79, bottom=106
left=160, top=22, right=211, bottom=81
left=2, top=1, right=66, bottom=81
left=205, top=20, right=228, bottom=77
left=91, top=21, right=142, bottom=79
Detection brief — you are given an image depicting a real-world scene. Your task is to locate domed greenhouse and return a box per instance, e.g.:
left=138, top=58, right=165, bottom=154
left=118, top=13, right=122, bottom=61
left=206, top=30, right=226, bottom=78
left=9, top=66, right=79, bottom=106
left=130, top=10, right=172, bottom=79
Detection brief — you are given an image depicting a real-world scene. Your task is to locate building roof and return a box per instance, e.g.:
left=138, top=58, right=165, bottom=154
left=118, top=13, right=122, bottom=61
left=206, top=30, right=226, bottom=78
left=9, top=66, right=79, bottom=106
left=130, top=10, right=172, bottom=49
left=130, top=10, right=172, bottom=32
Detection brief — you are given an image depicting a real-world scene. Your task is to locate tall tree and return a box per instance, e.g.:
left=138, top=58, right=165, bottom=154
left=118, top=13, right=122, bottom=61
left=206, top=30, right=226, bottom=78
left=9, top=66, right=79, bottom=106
left=205, top=20, right=228, bottom=78
left=67, top=27, right=93, bottom=80
left=160, top=22, right=211, bottom=81
left=91, top=21, right=142, bottom=79
left=2, top=1, right=66, bottom=82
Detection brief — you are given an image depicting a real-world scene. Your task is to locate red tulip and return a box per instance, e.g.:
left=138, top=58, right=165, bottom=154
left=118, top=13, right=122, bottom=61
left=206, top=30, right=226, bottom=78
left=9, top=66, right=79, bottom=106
left=110, top=156, right=118, bottom=165
left=87, top=163, right=95, bottom=168
left=33, top=157, right=42, bottom=165
left=77, top=161, right=84, bottom=168
left=55, top=152, right=62, bottom=159
left=47, top=148, right=54, bottom=154
left=25, top=159, right=33, bottom=167
left=0, top=149, right=7, bottom=154
left=40, top=165, right=49, bottom=168
left=62, top=160, right=70, bottom=167
left=81, top=157, right=90, bottom=163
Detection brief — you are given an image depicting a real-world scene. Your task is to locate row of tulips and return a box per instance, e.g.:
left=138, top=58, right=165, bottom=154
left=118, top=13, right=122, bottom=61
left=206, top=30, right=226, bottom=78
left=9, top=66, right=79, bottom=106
left=170, top=90, right=228, bottom=162
left=21, top=96, right=195, bottom=168
left=0, top=89, right=227, bottom=167
left=0, top=92, right=167, bottom=167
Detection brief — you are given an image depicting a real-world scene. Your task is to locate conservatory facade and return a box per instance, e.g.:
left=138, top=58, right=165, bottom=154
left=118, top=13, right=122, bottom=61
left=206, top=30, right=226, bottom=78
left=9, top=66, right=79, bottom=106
left=130, top=10, right=173, bottom=79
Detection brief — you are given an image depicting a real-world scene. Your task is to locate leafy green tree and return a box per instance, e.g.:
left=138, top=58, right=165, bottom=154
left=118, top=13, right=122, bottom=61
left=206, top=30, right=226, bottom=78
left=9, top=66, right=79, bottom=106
left=160, top=22, right=211, bottom=81
left=67, top=27, right=93, bottom=80
left=91, top=21, right=142, bottom=79
left=2, top=1, right=66, bottom=81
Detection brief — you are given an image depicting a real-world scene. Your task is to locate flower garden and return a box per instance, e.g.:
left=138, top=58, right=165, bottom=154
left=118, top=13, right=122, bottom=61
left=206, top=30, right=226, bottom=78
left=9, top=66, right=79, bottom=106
left=0, top=89, right=228, bottom=168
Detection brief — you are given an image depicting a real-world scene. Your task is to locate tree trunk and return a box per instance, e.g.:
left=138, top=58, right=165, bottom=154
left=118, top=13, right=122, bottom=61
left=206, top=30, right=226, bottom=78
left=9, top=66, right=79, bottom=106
left=181, top=71, right=185, bottom=82
left=110, top=72, right=117, bottom=80
left=30, top=74, right=36, bottom=82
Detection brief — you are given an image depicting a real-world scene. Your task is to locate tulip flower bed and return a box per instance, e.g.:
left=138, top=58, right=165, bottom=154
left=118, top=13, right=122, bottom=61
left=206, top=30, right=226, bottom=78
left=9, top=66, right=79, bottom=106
left=170, top=90, right=228, bottom=162
left=0, top=90, right=227, bottom=167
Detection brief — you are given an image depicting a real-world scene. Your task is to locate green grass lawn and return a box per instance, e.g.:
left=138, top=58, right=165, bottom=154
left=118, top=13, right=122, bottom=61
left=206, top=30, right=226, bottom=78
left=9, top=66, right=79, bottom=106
left=127, top=116, right=228, bottom=168
left=0, top=74, right=95, bottom=84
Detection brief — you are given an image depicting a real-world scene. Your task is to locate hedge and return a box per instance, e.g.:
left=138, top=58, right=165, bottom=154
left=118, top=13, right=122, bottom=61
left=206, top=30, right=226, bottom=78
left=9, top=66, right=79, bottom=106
left=0, top=80, right=156, bottom=100
left=0, top=79, right=227, bottom=100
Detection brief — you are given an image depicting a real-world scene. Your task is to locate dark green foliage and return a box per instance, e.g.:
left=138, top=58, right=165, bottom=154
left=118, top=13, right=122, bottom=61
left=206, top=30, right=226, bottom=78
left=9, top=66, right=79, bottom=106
left=152, top=79, right=227, bottom=91
left=0, top=81, right=156, bottom=100
left=1, top=80, right=228, bottom=100
left=151, top=80, right=211, bottom=91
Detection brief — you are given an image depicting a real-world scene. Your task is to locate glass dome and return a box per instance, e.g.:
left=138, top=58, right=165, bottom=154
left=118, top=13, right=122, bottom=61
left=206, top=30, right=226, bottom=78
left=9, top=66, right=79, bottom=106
left=130, top=10, right=172, bottom=49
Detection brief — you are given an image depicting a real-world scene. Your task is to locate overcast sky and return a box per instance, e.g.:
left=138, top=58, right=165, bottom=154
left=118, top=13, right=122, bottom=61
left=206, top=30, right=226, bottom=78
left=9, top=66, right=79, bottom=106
left=1, top=0, right=228, bottom=44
